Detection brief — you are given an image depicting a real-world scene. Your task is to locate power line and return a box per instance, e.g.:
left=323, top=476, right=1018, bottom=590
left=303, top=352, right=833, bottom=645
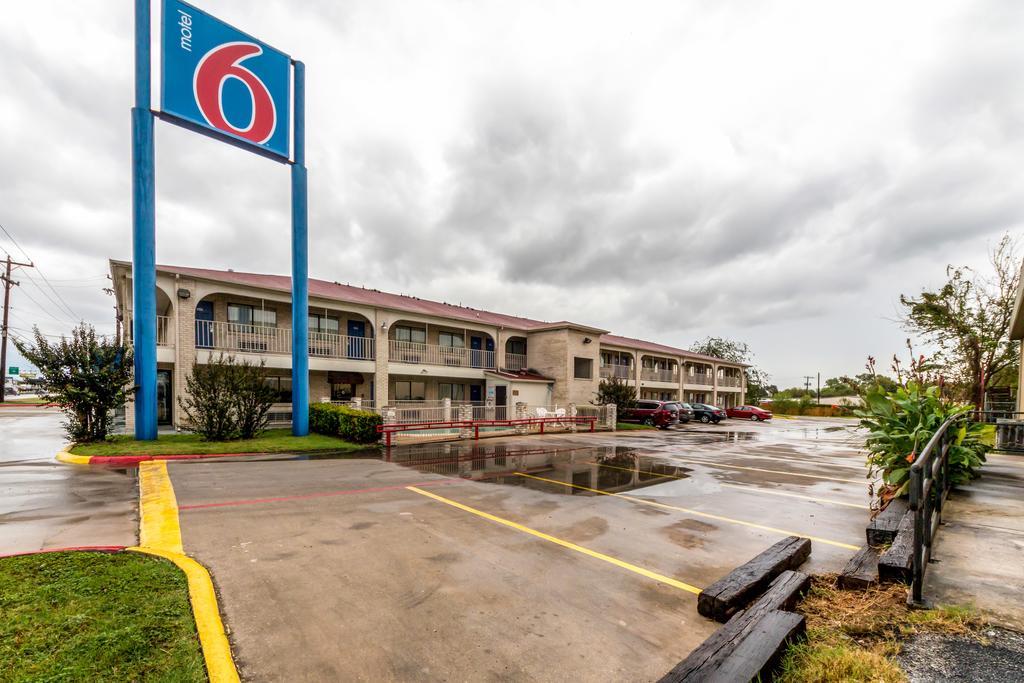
left=0, top=221, right=83, bottom=322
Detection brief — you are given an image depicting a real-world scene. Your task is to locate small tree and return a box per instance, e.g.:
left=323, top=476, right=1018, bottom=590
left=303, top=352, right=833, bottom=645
left=594, top=377, right=636, bottom=414
left=14, top=324, right=134, bottom=442
left=178, top=354, right=276, bottom=440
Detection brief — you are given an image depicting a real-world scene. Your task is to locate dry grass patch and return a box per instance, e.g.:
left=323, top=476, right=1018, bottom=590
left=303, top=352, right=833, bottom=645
left=778, top=575, right=983, bottom=682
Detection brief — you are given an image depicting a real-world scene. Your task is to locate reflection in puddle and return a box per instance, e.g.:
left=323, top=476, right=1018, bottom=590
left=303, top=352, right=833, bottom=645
left=383, top=443, right=691, bottom=497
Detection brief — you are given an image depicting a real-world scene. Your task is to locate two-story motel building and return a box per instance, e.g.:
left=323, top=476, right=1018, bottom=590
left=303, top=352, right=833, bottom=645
left=109, top=260, right=748, bottom=429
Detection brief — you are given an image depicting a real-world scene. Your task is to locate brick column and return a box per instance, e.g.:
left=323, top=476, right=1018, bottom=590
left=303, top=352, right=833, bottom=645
left=443, top=397, right=452, bottom=422
left=515, top=402, right=528, bottom=435
left=712, top=363, right=719, bottom=406
left=458, top=404, right=473, bottom=439
left=568, top=402, right=577, bottom=433
left=374, top=314, right=389, bottom=408
left=606, top=403, right=617, bottom=430
left=174, top=279, right=197, bottom=430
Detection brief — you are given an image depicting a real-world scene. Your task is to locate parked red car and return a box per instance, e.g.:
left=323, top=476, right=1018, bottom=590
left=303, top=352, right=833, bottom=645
left=726, top=405, right=773, bottom=421
left=621, top=400, right=680, bottom=429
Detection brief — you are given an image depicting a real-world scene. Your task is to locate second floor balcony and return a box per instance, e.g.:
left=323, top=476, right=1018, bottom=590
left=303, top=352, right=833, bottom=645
left=194, top=320, right=375, bottom=361
left=719, top=375, right=743, bottom=388
left=600, top=364, right=633, bottom=380
left=641, top=368, right=678, bottom=383
left=388, top=340, right=496, bottom=369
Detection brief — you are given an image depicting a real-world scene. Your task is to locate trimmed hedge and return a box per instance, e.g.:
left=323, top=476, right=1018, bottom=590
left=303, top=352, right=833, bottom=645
left=309, top=403, right=383, bottom=444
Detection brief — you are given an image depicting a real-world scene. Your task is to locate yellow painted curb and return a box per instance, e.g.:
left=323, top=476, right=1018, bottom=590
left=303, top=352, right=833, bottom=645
left=127, top=547, right=240, bottom=683
left=55, top=448, right=92, bottom=465
left=137, top=460, right=239, bottom=682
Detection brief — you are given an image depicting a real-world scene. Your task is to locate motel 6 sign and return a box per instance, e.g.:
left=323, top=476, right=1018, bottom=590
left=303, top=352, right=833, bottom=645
left=160, top=0, right=291, bottom=159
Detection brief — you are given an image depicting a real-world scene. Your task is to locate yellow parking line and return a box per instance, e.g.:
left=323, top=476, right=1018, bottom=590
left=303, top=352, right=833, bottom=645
left=516, top=472, right=860, bottom=551
left=719, top=484, right=869, bottom=510
left=406, top=485, right=702, bottom=595
left=136, top=461, right=239, bottom=683
left=591, top=458, right=868, bottom=485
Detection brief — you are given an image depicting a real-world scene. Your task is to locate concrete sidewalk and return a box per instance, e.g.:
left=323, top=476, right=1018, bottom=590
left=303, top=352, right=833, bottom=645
left=924, top=453, right=1024, bottom=630
left=0, top=407, right=136, bottom=554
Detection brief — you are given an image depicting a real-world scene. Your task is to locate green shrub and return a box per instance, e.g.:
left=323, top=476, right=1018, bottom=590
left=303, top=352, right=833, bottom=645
left=856, top=382, right=989, bottom=500
left=177, top=354, right=276, bottom=441
left=310, top=403, right=382, bottom=444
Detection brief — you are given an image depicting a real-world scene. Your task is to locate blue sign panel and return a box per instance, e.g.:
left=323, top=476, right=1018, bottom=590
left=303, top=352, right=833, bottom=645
left=161, top=0, right=290, bottom=159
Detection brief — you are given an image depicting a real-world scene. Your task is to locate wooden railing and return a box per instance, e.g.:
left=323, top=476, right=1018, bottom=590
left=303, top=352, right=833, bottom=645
left=687, top=373, right=714, bottom=387
left=388, top=340, right=496, bottom=369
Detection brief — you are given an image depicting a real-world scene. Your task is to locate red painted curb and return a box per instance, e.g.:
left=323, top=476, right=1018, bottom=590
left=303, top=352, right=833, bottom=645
left=0, top=545, right=127, bottom=560
left=88, top=451, right=288, bottom=466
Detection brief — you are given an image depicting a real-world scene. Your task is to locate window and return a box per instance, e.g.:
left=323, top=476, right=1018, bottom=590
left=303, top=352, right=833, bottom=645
left=439, top=331, right=464, bottom=348
left=309, top=314, right=340, bottom=334
left=507, top=339, right=526, bottom=355
left=262, top=374, right=291, bottom=402
left=439, top=383, right=465, bottom=401
left=394, top=381, right=426, bottom=401
left=228, top=303, right=276, bottom=328
left=573, top=357, right=593, bottom=379
left=394, top=326, right=426, bottom=344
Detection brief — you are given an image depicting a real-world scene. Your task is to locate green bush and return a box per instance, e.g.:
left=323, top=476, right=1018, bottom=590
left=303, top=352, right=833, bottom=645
left=856, top=382, right=989, bottom=500
left=177, top=354, right=276, bottom=441
left=310, top=403, right=382, bottom=444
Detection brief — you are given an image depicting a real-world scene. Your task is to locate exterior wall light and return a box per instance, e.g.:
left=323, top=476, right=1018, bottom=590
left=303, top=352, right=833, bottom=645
left=177, top=288, right=191, bottom=300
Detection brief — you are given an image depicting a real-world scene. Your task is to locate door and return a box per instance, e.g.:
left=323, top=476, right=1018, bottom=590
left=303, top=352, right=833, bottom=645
left=470, top=336, right=483, bottom=368
left=495, top=385, right=507, bottom=420
left=347, top=320, right=366, bottom=358
left=195, top=301, right=214, bottom=348
left=470, top=384, right=482, bottom=403
left=156, top=370, right=172, bottom=425
left=485, top=337, right=494, bottom=368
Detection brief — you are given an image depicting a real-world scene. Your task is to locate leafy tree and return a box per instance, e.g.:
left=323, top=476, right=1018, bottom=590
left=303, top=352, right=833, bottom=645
left=594, top=377, right=636, bottom=414
left=177, top=354, right=276, bottom=440
left=689, top=337, right=771, bottom=402
left=14, top=324, right=134, bottom=442
left=899, top=234, right=1020, bottom=411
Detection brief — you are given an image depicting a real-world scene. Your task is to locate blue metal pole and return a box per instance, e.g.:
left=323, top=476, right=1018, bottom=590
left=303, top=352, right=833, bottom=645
left=290, top=61, right=309, bottom=436
left=132, top=0, right=157, bottom=440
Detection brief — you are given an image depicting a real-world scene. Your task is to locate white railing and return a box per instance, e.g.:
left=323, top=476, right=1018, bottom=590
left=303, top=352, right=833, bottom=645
left=308, top=331, right=375, bottom=360
left=641, top=368, right=678, bottom=383
left=388, top=340, right=496, bottom=369
left=718, top=375, right=742, bottom=388
left=195, top=320, right=374, bottom=361
left=600, top=364, right=632, bottom=380
left=687, top=373, right=714, bottom=387
left=505, top=353, right=528, bottom=371
left=156, top=316, right=172, bottom=346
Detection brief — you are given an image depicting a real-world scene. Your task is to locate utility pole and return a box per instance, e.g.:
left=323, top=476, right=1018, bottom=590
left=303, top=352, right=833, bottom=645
left=817, top=372, right=821, bottom=405
left=803, top=375, right=814, bottom=397
left=0, top=256, right=34, bottom=403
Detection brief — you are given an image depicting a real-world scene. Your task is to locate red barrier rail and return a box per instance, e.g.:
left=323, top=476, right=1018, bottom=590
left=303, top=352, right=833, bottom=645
left=376, top=416, right=597, bottom=447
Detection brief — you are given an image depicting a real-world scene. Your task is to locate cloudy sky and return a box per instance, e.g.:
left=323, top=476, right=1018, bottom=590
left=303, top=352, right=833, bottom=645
left=1, top=0, right=1021, bottom=387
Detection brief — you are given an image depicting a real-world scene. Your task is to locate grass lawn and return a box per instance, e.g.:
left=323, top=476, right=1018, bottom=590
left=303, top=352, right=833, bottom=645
left=71, top=428, right=368, bottom=456
left=779, top=575, right=982, bottom=682
left=0, top=551, right=205, bottom=682
left=1, top=397, right=50, bottom=405
left=616, top=422, right=657, bottom=430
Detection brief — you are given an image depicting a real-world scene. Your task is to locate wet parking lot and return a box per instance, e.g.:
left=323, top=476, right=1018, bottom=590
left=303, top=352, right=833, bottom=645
left=165, top=417, right=871, bottom=681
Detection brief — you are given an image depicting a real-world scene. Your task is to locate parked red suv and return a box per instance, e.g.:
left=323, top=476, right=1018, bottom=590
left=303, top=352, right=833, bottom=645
left=726, top=405, right=773, bottom=421
left=621, top=400, right=680, bottom=429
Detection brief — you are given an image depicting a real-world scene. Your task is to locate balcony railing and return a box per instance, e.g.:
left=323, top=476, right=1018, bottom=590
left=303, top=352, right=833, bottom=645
left=687, top=372, right=714, bottom=386
left=194, top=320, right=374, bottom=360
left=505, top=353, right=528, bottom=371
left=600, top=364, right=632, bottom=380
left=718, top=375, right=742, bottom=388
left=388, top=340, right=496, bottom=369
left=126, top=316, right=173, bottom=347
left=641, top=368, right=678, bottom=383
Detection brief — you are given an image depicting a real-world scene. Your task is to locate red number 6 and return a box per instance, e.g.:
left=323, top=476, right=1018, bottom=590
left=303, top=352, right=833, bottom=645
left=194, top=42, right=277, bottom=144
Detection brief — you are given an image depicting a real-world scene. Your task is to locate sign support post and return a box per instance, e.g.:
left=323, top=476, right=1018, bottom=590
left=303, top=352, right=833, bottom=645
left=290, top=61, right=309, bottom=436
left=133, top=0, right=158, bottom=440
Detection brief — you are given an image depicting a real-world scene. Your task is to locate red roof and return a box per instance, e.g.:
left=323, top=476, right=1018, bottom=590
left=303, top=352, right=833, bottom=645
left=125, top=261, right=743, bottom=366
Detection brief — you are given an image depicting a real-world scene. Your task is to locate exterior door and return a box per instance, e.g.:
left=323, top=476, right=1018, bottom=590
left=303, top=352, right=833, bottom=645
left=470, top=336, right=482, bottom=368
left=347, top=320, right=365, bottom=359
left=495, top=385, right=507, bottom=420
left=485, top=338, right=494, bottom=368
left=156, top=369, right=172, bottom=425
left=470, top=384, right=482, bottom=403
left=195, top=301, right=214, bottom=348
